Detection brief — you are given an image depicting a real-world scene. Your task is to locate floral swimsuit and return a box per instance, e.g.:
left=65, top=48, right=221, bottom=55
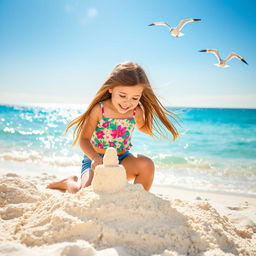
left=90, top=102, right=137, bottom=153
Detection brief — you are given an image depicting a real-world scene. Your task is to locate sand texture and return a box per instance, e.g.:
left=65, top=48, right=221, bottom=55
left=0, top=172, right=255, bottom=256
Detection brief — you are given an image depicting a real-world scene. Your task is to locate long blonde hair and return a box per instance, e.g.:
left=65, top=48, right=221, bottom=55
left=66, top=61, right=180, bottom=145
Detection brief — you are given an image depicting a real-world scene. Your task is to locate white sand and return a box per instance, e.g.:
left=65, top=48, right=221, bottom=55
left=0, top=171, right=255, bottom=256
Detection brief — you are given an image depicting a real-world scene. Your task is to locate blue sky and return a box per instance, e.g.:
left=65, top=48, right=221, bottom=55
left=1, top=0, right=256, bottom=108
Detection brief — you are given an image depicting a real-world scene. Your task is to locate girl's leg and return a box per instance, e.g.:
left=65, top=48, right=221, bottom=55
left=121, top=154, right=155, bottom=191
left=46, top=176, right=80, bottom=193
left=46, top=171, right=92, bottom=193
left=80, top=154, right=94, bottom=188
left=46, top=159, right=93, bottom=193
left=80, top=170, right=94, bottom=188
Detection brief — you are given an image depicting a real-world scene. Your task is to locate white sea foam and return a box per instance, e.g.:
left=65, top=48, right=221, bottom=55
left=0, top=151, right=81, bottom=167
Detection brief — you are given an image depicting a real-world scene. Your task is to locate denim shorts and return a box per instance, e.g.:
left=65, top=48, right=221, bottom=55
left=81, top=151, right=132, bottom=176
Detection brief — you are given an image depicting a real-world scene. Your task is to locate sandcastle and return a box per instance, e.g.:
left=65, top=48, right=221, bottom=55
left=92, top=147, right=127, bottom=193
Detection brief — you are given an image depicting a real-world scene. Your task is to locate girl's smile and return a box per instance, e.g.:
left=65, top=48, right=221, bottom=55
left=119, top=104, right=129, bottom=111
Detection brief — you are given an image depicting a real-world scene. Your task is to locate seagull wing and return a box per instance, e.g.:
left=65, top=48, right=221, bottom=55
left=148, top=22, right=171, bottom=29
left=224, top=52, right=248, bottom=65
left=199, top=49, right=221, bottom=62
left=176, top=18, right=201, bottom=32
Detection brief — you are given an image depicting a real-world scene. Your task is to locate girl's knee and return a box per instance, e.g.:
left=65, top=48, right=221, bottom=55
left=136, top=156, right=155, bottom=175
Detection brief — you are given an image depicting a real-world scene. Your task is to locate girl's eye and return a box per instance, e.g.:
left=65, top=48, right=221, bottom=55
left=133, top=98, right=139, bottom=101
left=119, top=95, right=126, bottom=98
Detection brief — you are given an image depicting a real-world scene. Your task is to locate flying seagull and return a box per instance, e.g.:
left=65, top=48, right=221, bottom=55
left=148, top=18, right=201, bottom=37
left=199, top=49, right=248, bottom=68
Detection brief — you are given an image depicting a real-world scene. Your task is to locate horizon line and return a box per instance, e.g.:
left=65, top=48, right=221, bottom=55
left=0, top=102, right=255, bottom=110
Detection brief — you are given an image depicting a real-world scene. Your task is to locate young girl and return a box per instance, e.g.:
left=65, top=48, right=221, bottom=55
left=47, top=61, right=179, bottom=193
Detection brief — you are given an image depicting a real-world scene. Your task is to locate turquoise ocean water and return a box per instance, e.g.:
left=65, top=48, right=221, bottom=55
left=0, top=104, right=256, bottom=196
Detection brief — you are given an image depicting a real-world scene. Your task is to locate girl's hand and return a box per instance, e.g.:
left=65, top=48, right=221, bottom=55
left=91, top=156, right=103, bottom=171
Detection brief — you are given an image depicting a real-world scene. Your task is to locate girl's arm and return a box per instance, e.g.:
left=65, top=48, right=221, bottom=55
left=79, top=104, right=102, bottom=160
left=135, top=106, right=151, bottom=135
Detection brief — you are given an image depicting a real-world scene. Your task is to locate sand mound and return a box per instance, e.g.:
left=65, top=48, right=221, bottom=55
left=0, top=175, right=40, bottom=207
left=0, top=175, right=41, bottom=222
left=0, top=173, right=255, bottom=256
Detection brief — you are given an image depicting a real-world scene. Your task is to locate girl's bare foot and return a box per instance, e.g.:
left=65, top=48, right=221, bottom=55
left=46, top=176, right=80, bottom=193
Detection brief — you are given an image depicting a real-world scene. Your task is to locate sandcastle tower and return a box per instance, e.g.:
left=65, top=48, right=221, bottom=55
left=92, top=147, right=127, bottom=193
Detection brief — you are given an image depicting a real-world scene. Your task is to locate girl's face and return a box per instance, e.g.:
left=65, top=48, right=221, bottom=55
left=109, top=84, right=144, bottom=114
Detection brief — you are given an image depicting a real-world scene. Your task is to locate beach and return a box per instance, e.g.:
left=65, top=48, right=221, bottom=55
left=0, top=104, right=256, bottom=255
left=0, top=170, right=255, bottom=256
